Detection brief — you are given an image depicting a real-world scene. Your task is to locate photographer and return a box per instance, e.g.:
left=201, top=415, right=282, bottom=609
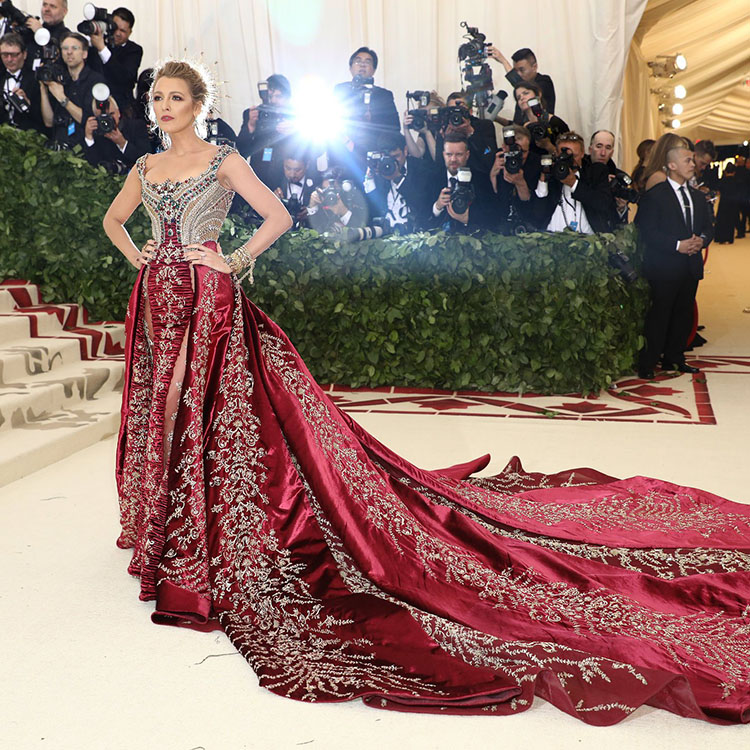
left=488, top=124, right=541, bottom=233
left=0, top=32, right=46, bottom=133
left=514, top=83, right=568, bottom=157
left=426, top=134, right=491, bottom=233
left=87, top=7, right=143, bottom=113
left=363, top=132, right=431, bottom=233
left=236, top=73, right=294, bottom=188
left=23, top=0, right=69, bottom=69
left=403, top=90, right=442, bottom=164
left=331, top=46, right=400, bottom=179
left=488, top=46, right=556, bottom=125
left=584, top=129, right=632, bottom=224
left=307, top=167, right=368, bottom=235
left=272, top=152, right=318, bottom=229
left=434, top=91, right=497, bottom=175
left=82, top=88, right=148, bottom=171
left=533, top=132, right=614, bottom=234
left=39, top=31, right=106, bottom=147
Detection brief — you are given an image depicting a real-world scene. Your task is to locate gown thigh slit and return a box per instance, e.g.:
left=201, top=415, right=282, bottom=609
left=115, top=144, right=750, bottom=726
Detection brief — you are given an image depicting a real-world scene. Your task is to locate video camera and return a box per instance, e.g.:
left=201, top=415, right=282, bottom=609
left=366, top=150, right=400, bottom=180
left=450, top=167, right=475, bottom=213
left=34, top=28, right=65, bottom=84
left=457, top=21, right=494, bottom=114
left=77, top=4, right=117, bottom=39
left=540, top=149, right=577, bottom=182
left=92, top=82, right=116, bottom=134
left=0, top=0, right=34, bottom=27
left=502, top=127, right=523, bottom=175
left=610, top=170, right=639, bottom=204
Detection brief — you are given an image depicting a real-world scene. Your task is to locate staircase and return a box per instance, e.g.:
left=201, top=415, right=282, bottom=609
left=0, top=280, right=126, bottom=487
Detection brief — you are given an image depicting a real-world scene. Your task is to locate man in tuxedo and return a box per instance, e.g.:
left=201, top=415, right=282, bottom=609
left=0, top=32, right=46, bottom=133
left=534, top=131, right=615, bottom=234
left=635, top=143, right=713, bottom=379
left=87, top=7, right=143, bottom=113
left=425, top=134, right=492, bottom=233
left=39, top=31, right=106, bottom=147
left=307, top=167, right=368, bottom=234
left=584, top=129, right=630, bottom=224
left=332, top=46, right=400, bottom=180
left=82, top=94, right=149, bottom=170
left=363, top=132, right=431, bottom=233
left=273, top=153, right=318, bottom=228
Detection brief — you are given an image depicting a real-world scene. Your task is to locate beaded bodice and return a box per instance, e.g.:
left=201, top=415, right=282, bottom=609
left=136, top=144, right=236, bottom=260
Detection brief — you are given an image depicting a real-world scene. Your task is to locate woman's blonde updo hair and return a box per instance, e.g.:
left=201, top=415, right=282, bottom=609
left=148, top=59, right=216, bottom=147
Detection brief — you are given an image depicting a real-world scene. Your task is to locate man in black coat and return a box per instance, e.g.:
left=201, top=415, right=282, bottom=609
left=1, top=32, right=46, bottom=133
left=533, top=132, right=615, bottom=234
left=424, top=134, right=493, bottom=233
left=488, top=46, right=556, bottom=125
left=363, top=132, right=432, bottom=233
left=87, top=7, right=143, bottom=113
left=82, top=96, right=149, bottom=170
left=331, top=46, right=400, bottom=180
left=272, top=152, right=319, bottom=229
left=635, top=143, right=713, bottom=379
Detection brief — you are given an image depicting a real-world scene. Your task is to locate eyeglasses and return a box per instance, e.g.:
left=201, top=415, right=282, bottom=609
left=1, top=51, right=23, bottom=59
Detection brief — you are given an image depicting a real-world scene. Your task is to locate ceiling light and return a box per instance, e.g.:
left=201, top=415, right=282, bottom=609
left=674, top=84, right=687, bottom=99
left=675, top=54, right=687, bottom=71
left=671, top=118, right=681, bottom=129
left=671, top=102, right=683, bottom=115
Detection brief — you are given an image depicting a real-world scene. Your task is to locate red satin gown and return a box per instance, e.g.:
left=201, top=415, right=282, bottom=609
left=116, top=144, right=750, bottom=726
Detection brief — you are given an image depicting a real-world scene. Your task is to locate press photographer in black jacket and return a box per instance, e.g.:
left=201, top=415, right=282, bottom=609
left=331, top=46, right=400, bottom=180
left=533, top=131, right=615, bottom=234
left=87, top=7, right=143, bottom=112
left=363, top=132, right=432, bottom=233
left=0, top=32, right=46, bottom=133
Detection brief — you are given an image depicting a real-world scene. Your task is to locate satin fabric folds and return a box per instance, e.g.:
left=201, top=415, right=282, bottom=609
left=116, top=244, right=750, bottom=726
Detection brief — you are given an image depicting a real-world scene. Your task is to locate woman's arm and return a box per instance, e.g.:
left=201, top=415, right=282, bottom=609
left=185, top=153, right=293, bottom=277
left=102, top=166, right=150, bottom=269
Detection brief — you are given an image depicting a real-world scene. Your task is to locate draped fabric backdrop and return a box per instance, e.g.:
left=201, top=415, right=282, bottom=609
left=16, top=1, right=747, bottom=173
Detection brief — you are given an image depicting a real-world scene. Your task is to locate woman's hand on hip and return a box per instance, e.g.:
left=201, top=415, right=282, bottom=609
left=184, top=242, right=232, bottom=274
left=130, top=239, right=155, bottom=269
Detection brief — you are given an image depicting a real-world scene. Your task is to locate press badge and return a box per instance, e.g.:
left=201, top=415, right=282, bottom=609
left=67, top=122, right=76, bottom=137
left=569, top=221, right=578, bottom=231
left=262, top=147, right=273, bottom=162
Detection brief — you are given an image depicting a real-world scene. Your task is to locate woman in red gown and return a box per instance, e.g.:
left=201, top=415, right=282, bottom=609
left=103, top=61, right=750, bottom=726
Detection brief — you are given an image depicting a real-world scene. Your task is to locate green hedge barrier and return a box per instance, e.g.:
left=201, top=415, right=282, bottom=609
left=0, top=125, right=648, bottom=394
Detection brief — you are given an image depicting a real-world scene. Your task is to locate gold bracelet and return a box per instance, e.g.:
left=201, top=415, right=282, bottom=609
left=226, top=244, right=256, bottom=284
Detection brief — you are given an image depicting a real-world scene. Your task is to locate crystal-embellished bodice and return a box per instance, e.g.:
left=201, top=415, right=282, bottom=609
left=136, top=144, right=236, bottom=261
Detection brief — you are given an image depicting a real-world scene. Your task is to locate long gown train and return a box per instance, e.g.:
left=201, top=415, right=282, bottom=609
left=116, top=145, right=750, bottom=726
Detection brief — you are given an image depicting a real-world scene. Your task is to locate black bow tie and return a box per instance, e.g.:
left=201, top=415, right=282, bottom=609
left=289, top=181, right=303, bottom=188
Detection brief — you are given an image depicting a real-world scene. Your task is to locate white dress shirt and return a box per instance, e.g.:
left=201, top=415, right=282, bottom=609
left=535, top=175, right=594, bottom=234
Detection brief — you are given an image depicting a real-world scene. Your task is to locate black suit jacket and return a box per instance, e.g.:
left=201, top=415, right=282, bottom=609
left=635, top=180, right=713, bottom=281
left=364, top=156, right=432, bottom=232
left=435, top=117, right=498, bottom=175
left=424, top=168, right=493, bottom=232
left=83, top=116, right=150, bottom=169
left=534, top=161, right=616, bottom=234
left=1, top=67, right=46, bottom=133
left=274, top=174, right=319, bottom=206
left=101, top=40, right=143, bottom=110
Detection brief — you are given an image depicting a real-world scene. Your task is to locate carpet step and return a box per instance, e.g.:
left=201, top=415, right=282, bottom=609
left=0, top=359, right=124, bottom=433
left=0, top=337, right=93, bottom=383
left=0, top=391, right=122, bottom=487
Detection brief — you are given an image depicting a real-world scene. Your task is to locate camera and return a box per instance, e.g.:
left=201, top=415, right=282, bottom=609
left=502, top=128, right=523, bottom=175
left=608, top=250, right=638, bottom=284
left=334, top=220, right=389, bottom=243
left=366, top=150, right=400, bottom=179
left=99, top=159, right=129, bottom=175
left=77, top=3, right=116, bottom=39
left=406, top=90, right=430, bottom=131
left=450, top=167, right=475, bottom=214
left=440, top=104, right=469, bottom=129
left=320, top=179, right=355, bottom=209
left=610, top=170, right=639, bottom=203
left=206, top=118, right=235, bottom=147
left=526, top=97, right=551, bottom=141
left=92, top=82, right=115, bottom=134
left=255, top=81, right=289, bottom=133
left=281, top=194, right=304, bottom=227
left=0, top=0, right=33, bottom=26
left=540, top=155, right=553, bottom=175
left=551, top=148, right=576, bottom=181
left=457, top=21, right=489, bottom=63
left=3, top=89, right=30, bottom=115
left=34, top=29, right=66, bottom=84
